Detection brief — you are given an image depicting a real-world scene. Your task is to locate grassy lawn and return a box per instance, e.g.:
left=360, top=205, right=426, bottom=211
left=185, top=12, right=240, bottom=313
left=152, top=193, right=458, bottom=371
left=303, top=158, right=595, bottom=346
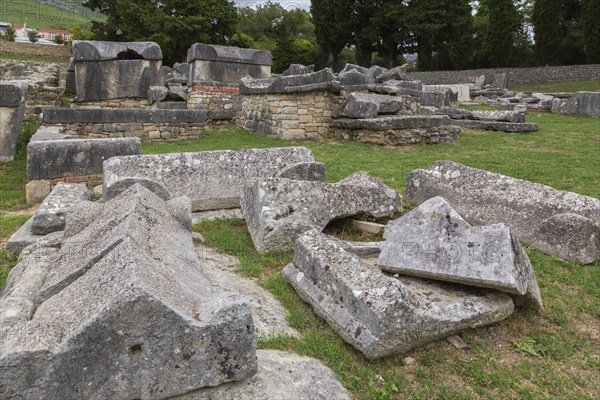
left=1, top=111, right=599, bottom=399
left=509, top=80, right=600, bottom=93
left=0, top=0, right=98, bottom=29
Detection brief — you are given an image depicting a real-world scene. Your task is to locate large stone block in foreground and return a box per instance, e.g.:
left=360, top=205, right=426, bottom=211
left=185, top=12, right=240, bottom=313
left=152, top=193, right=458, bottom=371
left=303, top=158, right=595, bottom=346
left=103, top=147, right=322, bottom=211
left=379, top=197, right=542, bottom=308
left=283, top=230, right=514, bottom=359
left=0, top=80, right=27, bottom=162
left=551, top=91, right=600, bottom=117
left=242, top=172, right=401, bottom=253
left=0, top=184, right=257, bottom=399
left=406, top=161, right=600, bottom=264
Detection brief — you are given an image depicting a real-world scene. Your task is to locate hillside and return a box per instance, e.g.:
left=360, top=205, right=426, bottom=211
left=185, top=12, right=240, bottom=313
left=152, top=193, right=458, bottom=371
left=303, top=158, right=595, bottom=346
left=0, top=0, right=103, bottom=29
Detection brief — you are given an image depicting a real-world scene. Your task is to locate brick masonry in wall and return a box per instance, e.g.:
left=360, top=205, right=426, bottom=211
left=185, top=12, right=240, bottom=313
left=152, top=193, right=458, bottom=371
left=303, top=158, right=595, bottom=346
left=188, top=85, right=240, bottom=113
left=407, top=64, right=600, bottom=87
left=62, top=122, right=204, bottom=143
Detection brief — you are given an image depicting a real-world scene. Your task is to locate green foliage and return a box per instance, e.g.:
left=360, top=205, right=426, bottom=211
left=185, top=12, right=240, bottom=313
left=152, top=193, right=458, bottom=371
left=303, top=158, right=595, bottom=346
left=54, top=33, right=64, bottom=44
left=311, top=0, right=354, bottom=68
left=5, top=25, right=17, bottom=41
left=0, top=0, right=96, bottom=29
left=533, top=0, right=562, bottom=65
left=229, top=33, right=255, bottom=49
left=83, top=0, right=238, bottom=65
left=70, top=25, right=95, bottom=41
left=486, top=0, right=522, bottom=67
left=512, top=337, right=542, bottom=357
left=583, top=0, right=600, bottom=62
left=27, top=29, right=39, bottom=43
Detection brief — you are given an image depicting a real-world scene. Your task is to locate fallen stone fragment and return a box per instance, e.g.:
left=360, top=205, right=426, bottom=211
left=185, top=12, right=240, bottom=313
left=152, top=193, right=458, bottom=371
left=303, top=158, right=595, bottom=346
left=471, top=110, right=525, bottom=123
left=378, top=196, right=542, bottom=308
left=103, top=147, right=320, bottom=211
left=406, top=160, right=600, bottom=264
left=0, top=184, right=258, bottom=399
left=551, top=91, right=600, bottom=117
left=282, top=64, right=315, bottom=76
left=30, top=183, right=91, bottom=235
left=339, top=92, right=404, bottom=119
left=5, top=217, right=57, bottom=257
left=283, top=230, right=514, bottom=359
left=452, top=119, right=538, bottom=133
left=242, top=172, right=401, bottom=253
left=148, top=86, right=169, bottom=104
left=196, top=245, right=300, bottom=339
left=172, top=350, right=351, bottom=400
left=275, top=162, right=326, bottom=182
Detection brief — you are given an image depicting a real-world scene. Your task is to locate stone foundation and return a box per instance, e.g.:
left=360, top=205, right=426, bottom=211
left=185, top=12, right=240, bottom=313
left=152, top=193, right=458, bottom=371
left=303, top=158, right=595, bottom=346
left=71, top=99, right=152, bottom=109
left=332, top=125, right=461, bottom=146
left=63, top=122, right=204, bottom=142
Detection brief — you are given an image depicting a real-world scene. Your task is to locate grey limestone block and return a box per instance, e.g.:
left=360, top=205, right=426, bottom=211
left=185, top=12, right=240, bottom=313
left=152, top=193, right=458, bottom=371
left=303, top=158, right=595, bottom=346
left=30, top=183, right=91, bottom=235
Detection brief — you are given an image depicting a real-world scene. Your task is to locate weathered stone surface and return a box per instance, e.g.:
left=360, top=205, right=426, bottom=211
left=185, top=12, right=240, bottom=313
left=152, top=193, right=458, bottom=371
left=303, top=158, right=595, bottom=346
left=424, top=85, right=471, bottom=102
left=0, top=184, right=258, bottom=399
left=63, top=200, right=103, bottom=238
left=72, top=40, right=163, bottom=61
left=74, top=59, right=163, bottom=102
left=24, top=180, right=52, bottom=205
left=452, top=119, right=538, bottom=133
left=432, top=106, right=474, bottom=119
left=340, top=63, right=368, bottom=75
left=5, top=217, right=61, bottom=257
left=339, top=93, right=403, bottom=119
left=379, top=196, right=542, bottom=308
left=241, top=172, right=401, bottom=253
left=172, top=350, right=351, bottom=400
left=148, top=86, right=169, bottom=104
left=43, top=108, right=206, bottom=124
left=332, top=115, right=454, bottom=130
left=27, top=137, right=141, bottom=180
left=366, top=65, right=386, bottom=84
left=0, top=80, right=27, bottom=162
left=551, top=91, right=600, bottom=117
left=66, top=58, right=76, bottom=94
left=187, top=44, right=272, bottom=85
left=471, top=110, right=525, bottom=123
left=196, top=245, right=300, bottom=338
left=376, top=66, right=409, bottom=83
left=420, top=90, right=452, bottom=108
left=29, top=125, right=67, bottom=141
left=275, top=162, right=326, bottom=182
left=282, top=64, right=315, bottom=76
left=168, top=83, right=188, bottom=101
left=104, top=176, right=170, bottom=202
left=31, top=183, right=91, bottom=235
left=240, top=68, right=339, bottom=94
left=103, top=147, right=319, bottom=211
left=338, top=69, right=367, bottom=90
left=163, top=62, right=190, bottom=84
left=191, top=209, right=243, bottom=224
left=283, top=230, right=514, bottom=359
left=405, top=160, right=600, bottom=264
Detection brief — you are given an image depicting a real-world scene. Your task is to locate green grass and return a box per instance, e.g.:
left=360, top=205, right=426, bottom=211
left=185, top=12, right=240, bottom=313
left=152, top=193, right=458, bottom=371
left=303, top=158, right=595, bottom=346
left=1, top=111, right=599, bottom=399
left=509, top=80, right=600, bottom=93
left=0, top=0, right=97, bottom=29
left=0, top=52, right=70, bottom=64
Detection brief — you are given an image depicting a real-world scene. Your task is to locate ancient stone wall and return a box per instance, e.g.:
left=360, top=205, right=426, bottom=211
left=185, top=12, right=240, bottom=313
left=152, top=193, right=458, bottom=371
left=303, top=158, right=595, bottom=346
left=62, top=122, right=204, bottom=142
left=70, top=99, right=152, bottom=109
left=408, top=64, right=600, bottom=87
left=188, top=85, right=240, bottom=114
left=0, top=41, right=71, bottom=59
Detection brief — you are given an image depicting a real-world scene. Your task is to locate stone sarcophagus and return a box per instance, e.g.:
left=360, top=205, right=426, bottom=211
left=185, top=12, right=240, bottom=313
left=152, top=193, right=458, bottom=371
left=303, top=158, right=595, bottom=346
left=72, top=41, right=163, bottom=102
left=186, top=43, right=271, bottom=86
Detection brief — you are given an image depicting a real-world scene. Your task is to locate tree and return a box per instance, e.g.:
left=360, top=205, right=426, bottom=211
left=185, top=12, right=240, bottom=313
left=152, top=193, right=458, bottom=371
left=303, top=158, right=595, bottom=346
left=55, top=33, right=65, bottom=45
left=27, top=30, right=39, bottom=43
left=83, top=0, right=239, bottom=65
left=5, top=25, right=17, bottom=41
left=583, top=0, right=600, bottom=62
left=533, top=0, right=567, bottom=65
left=311, top=0, right=355, bottom=69
left=409, top=0, right=445, bottom=71
left=70, top=25, right=95, bottom=41
left=445, top=0, right=475, bottom=69
left=486, top=0, right=522, bottom=66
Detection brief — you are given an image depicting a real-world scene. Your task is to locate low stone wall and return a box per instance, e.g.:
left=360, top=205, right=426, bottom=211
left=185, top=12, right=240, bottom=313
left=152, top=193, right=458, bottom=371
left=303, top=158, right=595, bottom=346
left=63, top=122, right=204, bottom=142
left=408, top=64, right=600, bottom=87
left=0, top=41, right=71, bottom=59
left=188, top=85, right=240, bottom=116
left=239, top=90, right=340, bottom=139
left=331, top=125, right=460, bottom=146
left=71, top=99, right=152, bottom=109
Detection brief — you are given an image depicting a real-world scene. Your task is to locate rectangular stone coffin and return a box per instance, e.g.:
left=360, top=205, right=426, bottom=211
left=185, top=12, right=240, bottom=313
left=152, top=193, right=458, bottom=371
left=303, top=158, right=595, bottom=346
left=103, top=147, right=319, bottom=211
left=187, top=43, right=272, bottom=86
left=405, top=160, right=600, bottom=264
left=27, top=137, right=141, bottom=180
left=0, top=184, right=257, bottom=399
left=0, top=80, right=27, bottom=162
left=72, top=41, right=163, bottom=102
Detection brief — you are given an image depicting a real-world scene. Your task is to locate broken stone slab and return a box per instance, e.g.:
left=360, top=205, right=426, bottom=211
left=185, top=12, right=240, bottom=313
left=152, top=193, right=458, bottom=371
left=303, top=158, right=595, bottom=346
left=282, top=64, right=315, bottom=76
left=340, top=63, right=369, bottom=75
left=0, top=184, right=258, bottom=399
left=471, top=110, right=525, bottom=123
left=338, top=69, right=368, bottom=90
left=148, top=85, right=169, bottom=104
left=5, top=217, right=54, bottom=257
left=103, top=176, right=171, bottom=202
left=241, top=172, right=401, bottom=253
left=167, top=83, right=188, bottom=101
left=191, top=209, right=243, bottom=224
left=375, top=66, right=409, bottom=83
left=551, top=91, right=600, bottom=117
left=275, top=162, right=326, bottom=182
left=171, top=350, right=352, bottom=400
left=433, top=106, right=474, bottom=119
left=0, top=80, right=27, bottom=162
left=196, top=245, right=300, bottom=338
left=339, top=93, right=403, bottom=119
left=405, top=160, right=600, bottom=264
left=283, top=230, right=514, bottom=359
left=30, top=183, right=91, bottom=235
left=365, top=65, right=386, bottom=84
left=453, top=119, right=538, bottom=133
left=420, top=90, right=452, bottom=108
left=103, top=147, right=321, bottom=212
left=270, top=68, right=340, bottom=93
left=378, top=196, right=542, bottom=308
left=332, top=115, right=455, bottom=130
left=72, top=40, right=163, bottom=61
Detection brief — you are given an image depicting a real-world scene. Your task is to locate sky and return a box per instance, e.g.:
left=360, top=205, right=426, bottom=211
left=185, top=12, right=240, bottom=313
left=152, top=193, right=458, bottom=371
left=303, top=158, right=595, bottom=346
left=234, top=1, right=311, bottom=10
